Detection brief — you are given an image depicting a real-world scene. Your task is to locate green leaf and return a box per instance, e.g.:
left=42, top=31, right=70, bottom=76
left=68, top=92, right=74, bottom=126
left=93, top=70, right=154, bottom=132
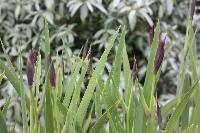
left=181, top=74, right=190, bottom=131
left=134, top=95, right=144, bottom=133
left=176, top=20, right=193, bottom=104
left=44, top=19, right=54, bottom=133
left=161, top=98, right=178, bottom=118
left=35, top=53, right=42, bottom=103
left=109, top=26, right=126, bottom=132
left=146, top=74, right=157, bottom=133
left=123, top=44, right=131, bottom=104
left=164, top=79, right=200, bottom=133
left=62, top=59, right=88, bottom=133
left=75, top=27, right=120, bottom=128
left=126, top=81, right=135, bottom=133
left=89, top=98, right=121, bottom=133
left=182, top=124, right=197, bottom=133
left=56, top=67, right=64, bottom=98
left=19, top=48, right=28, bottom=133
left=112, top=26, right=126, bottom=97
left=83, top=103, right=94, bottom=133
left=45, top=81, right=54, bottom=133
left=189, top=26, right=200, bottom=129
left=0, top=111, right=8, bottom=133
left=0, top=41, right=30, bottom=110
left=122, top=44, right=135, bottom=133
left=0, top=59, right=20, bottom=96
left=138, top=84, right=150, bottom=118
left=57, top=97, right=67, bottom=115
left=62, top=61, right=82, bottom=109
left=95, top=80, right=101, bottom=120
left=141, top=21, right=160, bottom=133
left=143, top=21, right=160, bottom=105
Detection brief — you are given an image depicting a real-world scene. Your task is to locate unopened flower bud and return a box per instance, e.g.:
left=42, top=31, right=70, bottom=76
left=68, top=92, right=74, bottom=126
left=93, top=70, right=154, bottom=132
left=48, top=54, right=56, bottom=87
left=27, top=50, right=37, bottom=86
left=154, top=34, right=167, bottom=74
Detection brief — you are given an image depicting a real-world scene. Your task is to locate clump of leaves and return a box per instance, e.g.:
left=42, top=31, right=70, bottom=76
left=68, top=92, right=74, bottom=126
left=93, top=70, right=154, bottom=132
left=0, top=3, right=200, bottom=132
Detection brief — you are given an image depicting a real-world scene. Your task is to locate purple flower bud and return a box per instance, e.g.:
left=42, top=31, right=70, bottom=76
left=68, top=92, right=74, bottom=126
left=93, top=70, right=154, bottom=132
left=191, top=0, right=196, bottom=20
left=27, top=50, right=37, bottom=86
left=132, top=56, right=138, bottom=81
left=48, top=54, right=56, bottom=87
left=154, top=34, right=167, bottom=74
left=149, top=25, right=154, bottom=44
left=156, top=101, right=162, bottom=125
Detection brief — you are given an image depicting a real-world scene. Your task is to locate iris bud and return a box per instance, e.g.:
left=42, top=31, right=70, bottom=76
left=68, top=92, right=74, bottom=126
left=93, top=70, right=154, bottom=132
left=27, top=50, right=37, bottom=86
left=48, top=54, right=56, bottom=87
left=154, top=34, right=167, bottom=74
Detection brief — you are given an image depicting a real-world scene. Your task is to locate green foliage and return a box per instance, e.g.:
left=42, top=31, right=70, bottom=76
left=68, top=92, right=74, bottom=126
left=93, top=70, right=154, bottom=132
left=75, top=26, right=119, bottom=129
left=165, top=79, right=200, bottom=133
left=0, top=4, right=200, bottom=132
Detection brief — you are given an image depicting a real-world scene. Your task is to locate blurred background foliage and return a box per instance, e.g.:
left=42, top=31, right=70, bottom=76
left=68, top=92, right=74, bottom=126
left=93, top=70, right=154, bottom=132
left=0, top=0, right=199, bottom=132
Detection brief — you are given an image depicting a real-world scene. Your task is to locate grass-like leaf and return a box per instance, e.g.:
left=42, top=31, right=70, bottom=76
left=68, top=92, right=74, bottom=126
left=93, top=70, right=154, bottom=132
left=44, top=19, right=54, bottom=133
left=188, top=26, right=200, bottom=130
left=89, top=98, right=121, bottom=133
left=19, top=49, right=28, bottom=133
left=75, top=27, right=120, bottom=128
left=111, top=26, right=125, bottom=97
left=164, top=79, right=200, bottom=133
left=143, top=21, right=160, bottom=104
left=62, top=61, right=82, bottom=109
left=181, top=74, right=190, bottom=131
left=161, top=98, right=178, bottom=118
left=62, top=59, right=88, bottom=133
left=141, top=21, right=160, bottom=133
left=176, top=20, right=192, bottom=103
